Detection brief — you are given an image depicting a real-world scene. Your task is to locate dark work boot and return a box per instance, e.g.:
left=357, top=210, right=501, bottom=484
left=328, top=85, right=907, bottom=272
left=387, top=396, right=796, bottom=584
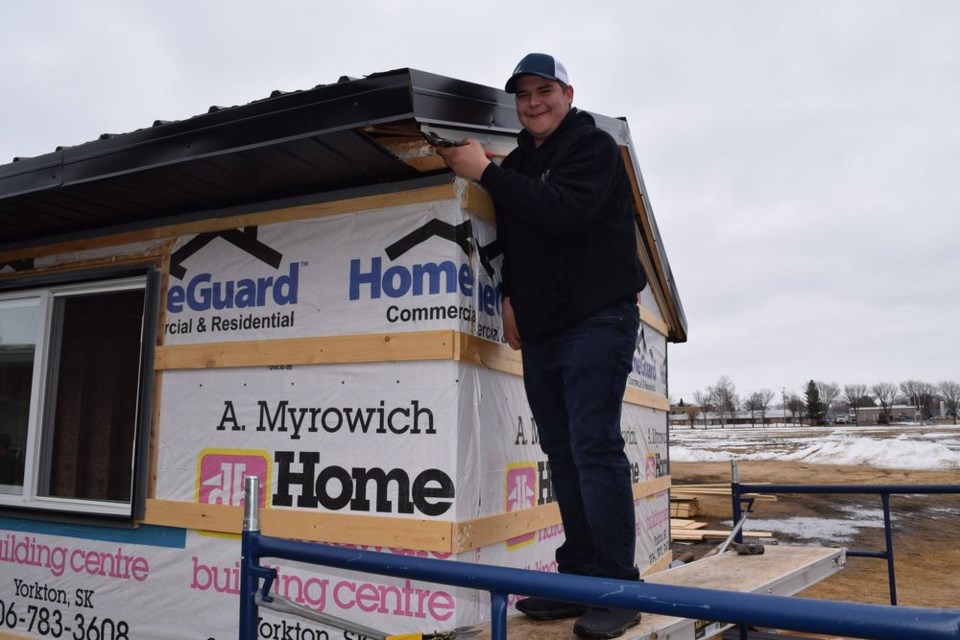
left=515, top=596, right=589, bottom=620
left=573, top=607, right=642, bottom=638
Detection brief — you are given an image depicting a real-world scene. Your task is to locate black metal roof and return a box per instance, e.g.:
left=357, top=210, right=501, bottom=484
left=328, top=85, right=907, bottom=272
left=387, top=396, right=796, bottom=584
left=0, top=69, right=518, bottom=247
left=0, top=67, right=686, bottom=340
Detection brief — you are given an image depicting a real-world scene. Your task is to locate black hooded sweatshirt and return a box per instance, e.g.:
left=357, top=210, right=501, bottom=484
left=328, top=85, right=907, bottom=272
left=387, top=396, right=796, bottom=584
left=479, top=108, right=646, bottom=344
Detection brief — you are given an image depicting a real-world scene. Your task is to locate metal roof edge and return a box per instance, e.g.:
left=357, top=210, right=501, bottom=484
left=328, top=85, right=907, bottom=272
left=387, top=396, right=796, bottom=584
left=406, top=68, right=522, bottom=135
left=615, top=118, right=688, bottom=342
left=0, top=69, right=422, bottom=194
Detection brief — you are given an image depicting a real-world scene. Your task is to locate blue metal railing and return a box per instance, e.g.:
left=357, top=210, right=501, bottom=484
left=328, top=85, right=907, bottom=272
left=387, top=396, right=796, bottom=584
left=239, top=477, right=960, bottom=640
left=730, top=459, right=960, bottom=607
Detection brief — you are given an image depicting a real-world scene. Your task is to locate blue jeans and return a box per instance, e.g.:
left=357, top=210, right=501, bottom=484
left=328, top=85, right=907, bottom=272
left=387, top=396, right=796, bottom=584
left=520, top=299, right=640, bottom=581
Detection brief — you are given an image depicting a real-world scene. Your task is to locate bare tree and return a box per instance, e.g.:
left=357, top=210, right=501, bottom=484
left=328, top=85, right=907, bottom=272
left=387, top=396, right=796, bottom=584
left=900, top=380, right=937, bottom=420
left=939, top=381, right=960, bottom=425
left=899, top=379, right=923, bottom=410
left=843, top=383, right=868, bottom=421
left=706, top=386, right=720, bottom=426
left=693, top=389, right=713, bottom=428
left=786, top=394, right=805, bottom=425
left=711, top=375, right=738, bottom=427
left=871, top=382, right=897, bottom=424
left=685, top=405, right=702, bottom=428
left=843, top=384, right=867, bottom=406
left=816, top=381, right=841, bottom=421
left=756, top=388, right=775, bottom=426
left=745, top=392, right=763, bottom=426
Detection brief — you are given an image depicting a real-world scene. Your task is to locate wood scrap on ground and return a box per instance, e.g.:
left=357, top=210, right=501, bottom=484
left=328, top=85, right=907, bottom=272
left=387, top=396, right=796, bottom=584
left=672, top=528, right=774, bottom=542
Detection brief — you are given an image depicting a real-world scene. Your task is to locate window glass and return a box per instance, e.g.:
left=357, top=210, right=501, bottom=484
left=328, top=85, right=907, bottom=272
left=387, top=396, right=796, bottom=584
left=0, top=299, right=39, bottom=495
left=40, top=288, right=145, bottom=503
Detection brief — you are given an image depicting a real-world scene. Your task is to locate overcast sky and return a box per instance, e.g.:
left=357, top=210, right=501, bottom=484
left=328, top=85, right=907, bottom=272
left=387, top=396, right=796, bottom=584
left=3, top=1, right=958, bottom=403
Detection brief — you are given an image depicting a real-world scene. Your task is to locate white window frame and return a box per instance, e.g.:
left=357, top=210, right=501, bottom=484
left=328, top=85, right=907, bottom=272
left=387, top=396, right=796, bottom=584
left=0, top=272, right=156, bottom=519
left=0, top=295, right=41, bottom=498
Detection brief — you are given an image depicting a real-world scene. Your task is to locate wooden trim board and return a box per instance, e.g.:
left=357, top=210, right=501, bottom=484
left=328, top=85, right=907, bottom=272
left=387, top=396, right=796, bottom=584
left=0, top=183, right=458, bottom=263
left=640, top=307, right=670, bottom=338
left=143, top=499, right=452, bottom=552
left=461, top=180, right=496, bottom=225
left=143, top=477, right=670, bottom=553
left=620, top=147, right=679, bottom=341
left=155, top=331, right=456, bottom=369
left=155, top=330, right=669, bottom=410
left=453, top=476, right=671, bottom=552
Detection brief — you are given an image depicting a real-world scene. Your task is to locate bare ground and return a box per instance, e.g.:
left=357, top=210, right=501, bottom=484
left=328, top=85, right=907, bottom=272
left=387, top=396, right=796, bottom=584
left=670, top=460, right=960, bottom=610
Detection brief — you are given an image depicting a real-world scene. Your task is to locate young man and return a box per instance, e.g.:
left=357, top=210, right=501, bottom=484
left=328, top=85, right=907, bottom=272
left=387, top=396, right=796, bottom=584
left=438, top=53, right=646, bottom=639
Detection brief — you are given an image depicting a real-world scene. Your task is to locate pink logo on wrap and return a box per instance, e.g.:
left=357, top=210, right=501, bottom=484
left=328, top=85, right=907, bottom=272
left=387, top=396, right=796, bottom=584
left=505, top=463, right=537, bottom=550
left=197, top=449, right=271, bottom=507
left=645, top=454, right=657, bottom=481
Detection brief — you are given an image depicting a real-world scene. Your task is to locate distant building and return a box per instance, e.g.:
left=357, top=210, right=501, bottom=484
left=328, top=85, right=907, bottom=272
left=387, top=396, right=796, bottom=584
left=669, top=406, right=791, bottom=427
left=670, top=403, right=923, bottom=428
left=853, top=405, right=921, bottom=425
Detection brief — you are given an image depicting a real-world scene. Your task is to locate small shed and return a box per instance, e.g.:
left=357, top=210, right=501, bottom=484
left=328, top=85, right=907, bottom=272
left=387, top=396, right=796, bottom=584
left=0, top=68, right=686, bottom=638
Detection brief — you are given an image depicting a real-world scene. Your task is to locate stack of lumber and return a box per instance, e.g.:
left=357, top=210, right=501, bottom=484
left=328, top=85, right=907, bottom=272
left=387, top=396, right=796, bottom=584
left=670, top=495, right=704, bottom=518
left=669, top=484, right=778, bottom=542
left=670, top=518, right=773, bottom=542
left=672, top=482, right=778, bottom=503
left=670, top=482, right=778, bottom=518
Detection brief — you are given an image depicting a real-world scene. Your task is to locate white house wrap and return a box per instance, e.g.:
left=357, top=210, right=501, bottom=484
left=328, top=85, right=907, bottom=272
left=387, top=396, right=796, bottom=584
left=0, top=69, right=685, bottom=639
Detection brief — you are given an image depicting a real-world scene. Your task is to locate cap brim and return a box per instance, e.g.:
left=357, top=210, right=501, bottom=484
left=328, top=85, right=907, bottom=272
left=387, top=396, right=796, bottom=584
left=505, top=71, right=560, bottom=94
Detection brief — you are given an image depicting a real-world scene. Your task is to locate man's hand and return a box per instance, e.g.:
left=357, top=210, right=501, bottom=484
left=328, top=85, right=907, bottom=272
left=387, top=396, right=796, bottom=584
left=436, top=139, right=491, bottom=181
left=502, top=297, right=521, bottom=350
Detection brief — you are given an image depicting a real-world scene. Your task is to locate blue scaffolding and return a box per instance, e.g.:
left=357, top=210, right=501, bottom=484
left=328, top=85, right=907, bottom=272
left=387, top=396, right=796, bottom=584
left=239, top=477, right=960, bottom=639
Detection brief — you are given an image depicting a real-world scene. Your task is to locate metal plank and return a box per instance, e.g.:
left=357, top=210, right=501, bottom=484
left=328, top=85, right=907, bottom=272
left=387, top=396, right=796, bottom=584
left=488, top=546, right=846, bottom=640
